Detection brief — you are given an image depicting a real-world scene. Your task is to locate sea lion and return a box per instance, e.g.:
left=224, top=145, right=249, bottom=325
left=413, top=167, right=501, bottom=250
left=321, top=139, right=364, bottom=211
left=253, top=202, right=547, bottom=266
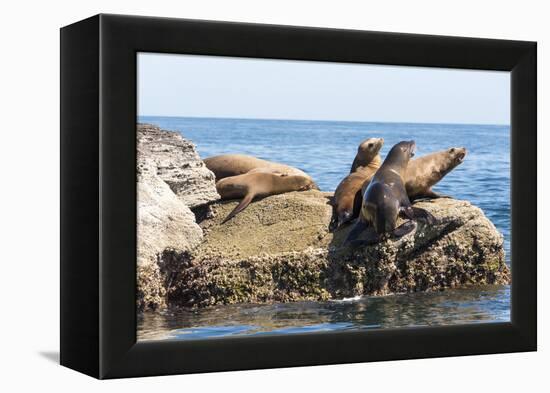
left=405, top=147, right=467, bottom=200
left=344, top=141, right=434, bottom=245
left=216, top=172, right=318, bottom=223
left=333, top=138, right=384, bottom=228
left=350, top=137, right=384, bottom=173
left=358, top=146, right=468, bottom=204
left=204, top=154, right=311, bottom=181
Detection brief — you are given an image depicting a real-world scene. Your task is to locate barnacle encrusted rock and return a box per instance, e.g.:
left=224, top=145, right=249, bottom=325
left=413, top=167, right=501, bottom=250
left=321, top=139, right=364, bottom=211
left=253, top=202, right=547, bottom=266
left=167, top=192, right=509, bottom=308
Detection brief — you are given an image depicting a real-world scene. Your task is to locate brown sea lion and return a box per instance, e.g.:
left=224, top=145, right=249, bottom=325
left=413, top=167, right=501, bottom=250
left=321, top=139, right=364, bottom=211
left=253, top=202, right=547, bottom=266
left=359, top=146, right=468, bottom=203
left=344, top=141, right=434, bottom=245
left=333, top=138, right=384, bottom=228
left=216, top=172, right=318, bottom=223
left=204, top=154, right=311, bottom=181
left=405, top=147, right=467, bottom=200
left=350, top=137, right=384, bottom=173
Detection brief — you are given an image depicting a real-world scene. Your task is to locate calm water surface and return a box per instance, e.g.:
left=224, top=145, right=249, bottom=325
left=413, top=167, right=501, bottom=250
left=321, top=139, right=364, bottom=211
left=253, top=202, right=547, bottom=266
left=138, top=116, right=511, bottom=341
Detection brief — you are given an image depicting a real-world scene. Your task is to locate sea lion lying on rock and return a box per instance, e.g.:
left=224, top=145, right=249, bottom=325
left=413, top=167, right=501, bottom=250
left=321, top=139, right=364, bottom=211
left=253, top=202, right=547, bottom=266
left=216, top=172, right=318, bottom=223
left=344, top=140, right=435, bottom=245
left=204, top=154, right=312, bottom=181
left=333, top=138, right=384, bottom=229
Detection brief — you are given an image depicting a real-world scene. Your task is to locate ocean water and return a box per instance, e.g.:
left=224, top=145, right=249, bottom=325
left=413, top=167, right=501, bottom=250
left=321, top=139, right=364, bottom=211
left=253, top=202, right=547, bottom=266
left=138, top=116, right=511, bottom=341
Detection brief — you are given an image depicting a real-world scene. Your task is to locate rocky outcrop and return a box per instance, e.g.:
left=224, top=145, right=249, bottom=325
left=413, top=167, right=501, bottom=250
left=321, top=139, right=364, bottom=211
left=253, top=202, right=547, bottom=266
left=136, top=124, right=219, bottom=310
left=137, top=123, right=219, bottom=208
left=137, top=161, right=203, bottom=266
left=166, top=192, right=510, bottom=308
left=136, top=124, right=510, bottom=311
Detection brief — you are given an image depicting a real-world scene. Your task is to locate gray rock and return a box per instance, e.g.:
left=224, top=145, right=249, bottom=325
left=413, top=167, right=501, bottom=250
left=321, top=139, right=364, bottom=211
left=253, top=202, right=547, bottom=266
left=136, top=124, right=219, bottom=310
left=137, top=161, right=203, bottom=266
left=136, top=160, right=204, bottom=310
left=137, top=123, right=219, bottom=207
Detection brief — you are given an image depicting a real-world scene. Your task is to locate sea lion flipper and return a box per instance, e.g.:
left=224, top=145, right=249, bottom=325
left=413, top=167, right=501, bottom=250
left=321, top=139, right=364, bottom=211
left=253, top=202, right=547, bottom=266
left=400, top=206, right=415, bottom=220
left=410, top=207, right=437, bottom=225
left=392, top=220, right=416, bottom=238
left=344, top=224, right=379, bottom=247
left=400, top=206, right=436, bottom=225
left=221, top=193, right=255, bottom=224
left=343, top=219, right=369, bottom=245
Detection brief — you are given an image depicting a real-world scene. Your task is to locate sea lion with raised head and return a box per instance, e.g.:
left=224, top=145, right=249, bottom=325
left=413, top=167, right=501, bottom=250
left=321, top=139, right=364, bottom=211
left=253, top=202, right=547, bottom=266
left=333, top=138, right=384, bottom=228
left=344, top=141, right=434, bottom=245
left=350, top=137, right=384, bottom=173
left=358, top=146, right=468, bottom=203
left=405, top=147, right=467, bottom=200
left=216, top=172, right=318, bottom=223
left=204, top=154, right=311, bottom=181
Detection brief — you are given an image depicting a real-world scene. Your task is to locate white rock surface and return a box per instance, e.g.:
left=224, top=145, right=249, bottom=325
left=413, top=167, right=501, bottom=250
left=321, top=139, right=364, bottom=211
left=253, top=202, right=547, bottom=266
left=137, top=160, right=203, bottom=266
left=137, top=123, right=219, bottom=208
left=136, top=123, right=219, bottom=310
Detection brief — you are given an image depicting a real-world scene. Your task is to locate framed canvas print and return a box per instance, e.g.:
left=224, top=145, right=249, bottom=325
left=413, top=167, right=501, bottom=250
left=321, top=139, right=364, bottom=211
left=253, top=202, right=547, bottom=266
left=60, top=14, right=536, bottom=379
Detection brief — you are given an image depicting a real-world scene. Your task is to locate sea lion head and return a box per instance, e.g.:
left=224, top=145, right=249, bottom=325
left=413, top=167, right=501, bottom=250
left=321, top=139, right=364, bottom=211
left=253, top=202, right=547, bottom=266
left=357, top=137, right=384, bottom=161
left=447, top=147, right=467, bottom=166
left=385, top=140, right=416, bottom=170
left=291, top=175, right=319, bottom=191
left=438, top=147, right=467, bottom=177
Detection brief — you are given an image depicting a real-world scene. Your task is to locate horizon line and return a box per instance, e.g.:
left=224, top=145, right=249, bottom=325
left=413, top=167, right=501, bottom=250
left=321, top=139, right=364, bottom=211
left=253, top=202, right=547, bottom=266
left=138, top=114, right=510, bottom=127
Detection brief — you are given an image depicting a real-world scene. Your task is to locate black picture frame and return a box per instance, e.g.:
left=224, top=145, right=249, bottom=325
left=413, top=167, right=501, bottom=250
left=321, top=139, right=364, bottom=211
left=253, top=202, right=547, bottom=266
left=60, top=14, right=537, bottom=379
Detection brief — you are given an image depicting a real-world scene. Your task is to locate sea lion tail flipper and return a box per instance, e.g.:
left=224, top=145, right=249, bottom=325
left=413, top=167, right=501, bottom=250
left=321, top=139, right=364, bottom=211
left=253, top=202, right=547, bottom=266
left=221, top=194, right=254, bottom=224
left=392, top=220, right=417, bottom=238
left=410, top=207, right=437, bottom=225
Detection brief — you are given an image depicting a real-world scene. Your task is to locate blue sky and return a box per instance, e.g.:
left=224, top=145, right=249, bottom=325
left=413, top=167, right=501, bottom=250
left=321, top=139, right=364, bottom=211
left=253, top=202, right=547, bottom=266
left=138, top=53, right=510, bottom=125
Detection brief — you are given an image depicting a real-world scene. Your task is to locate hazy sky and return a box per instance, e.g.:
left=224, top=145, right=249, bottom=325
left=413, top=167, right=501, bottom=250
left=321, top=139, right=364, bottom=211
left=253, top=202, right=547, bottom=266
left=138, top=52, right=510, bottom=125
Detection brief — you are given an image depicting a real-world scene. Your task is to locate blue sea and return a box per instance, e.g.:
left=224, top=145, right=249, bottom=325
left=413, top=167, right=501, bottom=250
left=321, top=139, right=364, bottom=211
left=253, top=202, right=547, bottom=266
left=137, top=116, right=511, bottom=341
